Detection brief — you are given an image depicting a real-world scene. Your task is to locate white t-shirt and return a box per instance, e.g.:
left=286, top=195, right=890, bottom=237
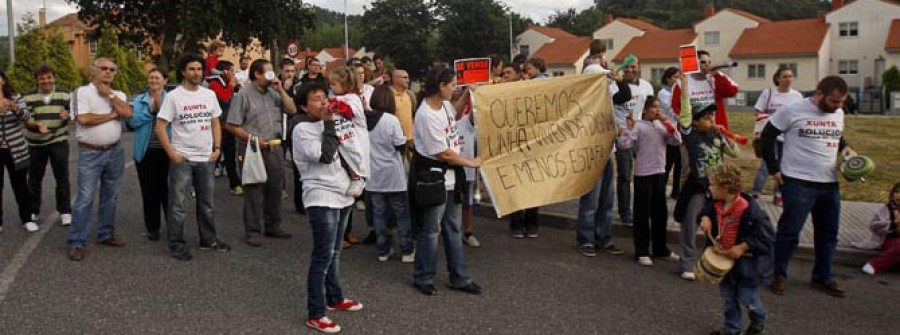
left=333, top=93, right=370, bottom=178
left=157, top=86, right=223, bottom=162
left=293, top=120, right=354, bottom=209
left=682, top=75, right=716, bottom=109
left=414, top=101, right=461, bottom=191
left=360, top=84, right=375, bottom=111
left=458, top=114, right=477, bottom=181
left=609, top=79, right=654, bottom=127
left=367, top=113, right=407, bottom=192
left=753, top=87, right=804, bottom=134
left=72, top=83, right=127, bottom=146
left=769, top=98, right=844, bottom=183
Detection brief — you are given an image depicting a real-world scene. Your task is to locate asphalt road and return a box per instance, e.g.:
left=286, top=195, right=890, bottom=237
left=1, top=132, right=898, bottom=334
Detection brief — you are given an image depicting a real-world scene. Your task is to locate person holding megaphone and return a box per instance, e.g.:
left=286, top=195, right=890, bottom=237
left=671, top=50, right=739, bottom=130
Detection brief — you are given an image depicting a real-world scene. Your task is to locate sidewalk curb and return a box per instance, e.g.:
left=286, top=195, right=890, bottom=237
left=473, top=205, right=876, bottom=268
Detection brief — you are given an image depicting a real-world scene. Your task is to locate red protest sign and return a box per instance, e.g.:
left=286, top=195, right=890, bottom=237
left=454, top=58, right=492, bottom=86
left=680, top=44, right=700, bottom=74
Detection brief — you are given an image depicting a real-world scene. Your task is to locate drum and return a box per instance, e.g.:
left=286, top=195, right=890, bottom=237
left=694, top=247, right=734, bottom=285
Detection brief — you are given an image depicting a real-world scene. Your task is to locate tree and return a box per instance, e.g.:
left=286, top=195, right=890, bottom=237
left=433, top=0, right=531, bottom=63
left=547, top=7, right=604, bottom=36
left=93, top=23, right=144, bottom=95
left=67, top=0, right=315, bottom=72
left=7, top=13, right=49, bottom=92
left=361, top=0, right=433, bottom=78
left=45, top=30, right=84, bottom=90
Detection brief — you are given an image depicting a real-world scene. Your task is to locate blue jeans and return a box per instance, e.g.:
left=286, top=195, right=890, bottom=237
left=306, top=206, right=350, bottom=319
left=614, top=144, right=633, bottom=220
left=720, top=280, right=767, bottom=335
left=774, top=177, right=841, bottom=281
left=752, top=141, right=783, bottom=195
left=576, top=158, right=615, bottom=248
left=68, top=145, right=124, bottom=249
left=167, top=160, right=217, bottom=250
left=413, top=193, right=471, bottom=287
left=369, top=191, right=413, bottom=255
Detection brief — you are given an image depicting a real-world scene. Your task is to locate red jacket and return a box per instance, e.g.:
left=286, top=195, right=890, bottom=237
left=205, top=55, right=219, bottom=77
left=207, top=76, right=233, bottom=103
left=672, top=72, right=739, bottom=130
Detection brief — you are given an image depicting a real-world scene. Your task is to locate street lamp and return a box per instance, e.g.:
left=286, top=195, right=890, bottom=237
left=6, top=0, right=13, bottom=65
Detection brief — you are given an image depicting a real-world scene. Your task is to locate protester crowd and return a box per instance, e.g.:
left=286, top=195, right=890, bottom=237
left=0, top=37, right=895, bottom=335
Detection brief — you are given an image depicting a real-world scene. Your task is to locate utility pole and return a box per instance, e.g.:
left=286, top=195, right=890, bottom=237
left=344, top=0, right=349, bottom=60
left=508, top=12, right=513, bottom=61
left=7, top=0, right=14, bottom=65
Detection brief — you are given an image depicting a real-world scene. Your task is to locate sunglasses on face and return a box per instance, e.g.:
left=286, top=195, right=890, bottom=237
left=98, top=66, right=118, bottom=72
left=699, top=60, right=710, bottom=65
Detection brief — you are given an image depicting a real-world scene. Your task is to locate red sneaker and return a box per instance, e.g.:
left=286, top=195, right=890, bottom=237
left=773, top=195, right=783, bottom=207
left=327, top=299, right=364, bottom=312
left=306, top=316, right=341, bottom=333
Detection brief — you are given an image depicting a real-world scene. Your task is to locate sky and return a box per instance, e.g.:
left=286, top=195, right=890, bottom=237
left=1, top=0, right=596, bottom=35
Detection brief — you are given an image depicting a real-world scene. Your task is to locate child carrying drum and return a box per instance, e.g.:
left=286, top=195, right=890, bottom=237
left=699, top=163, right=775, bottom=335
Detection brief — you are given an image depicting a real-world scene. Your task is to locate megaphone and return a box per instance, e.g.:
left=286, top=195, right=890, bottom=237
left=616, top=54, right=638, bottom=72
left=709, top=62, right=739, bottom=72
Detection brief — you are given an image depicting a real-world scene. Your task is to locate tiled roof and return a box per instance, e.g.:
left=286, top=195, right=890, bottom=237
left=322, top=47, right=357, bottom=59
left=529, top=26, right=578, bottom=40
left=531, top=36, right=593, bottom=65
left=612, top=29, right=696, bottom=62
left=887, top=19, right=900, bottom=52
left=617, top=18, right=663, bottom=32
left=729, top=18, right=828, bottom=58
left=722, top=8, right=771, bottom=23
left=46, top=12, right=91, bottom=31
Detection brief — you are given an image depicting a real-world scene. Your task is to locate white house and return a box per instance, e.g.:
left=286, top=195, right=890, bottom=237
left=531, top=36, right=592, bottom=76
left=728, top=18, right=830, bottom=93
left=612, top=28, right=697, bottom=84
left=692, top=8, right=767, bottom=66
left=825, top=0, right=900, bottom=89
left=593, top=17, right=662, bottom=63
left=516, top=26, right=578, bottom=58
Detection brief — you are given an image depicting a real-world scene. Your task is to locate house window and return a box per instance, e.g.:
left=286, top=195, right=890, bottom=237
left=748, top=64, right=766, bottom=79
left=519, top=45, right=530, bottom=57
left=704, top=31, right=720, bottom=46
left=132, top=44, right=144, bottom=60
left=839, top=60, right=859, bottom=75
left=777, top=63, right=798, bottom=78
left=650, top=68, right=665, bottom=83
left=552, top=71, right=565, bottom=77
left=839, top=22, right=858, bottom=37
left=600, top=39, right=614, bottom=51
left=89, top=39, right=98, bottom=57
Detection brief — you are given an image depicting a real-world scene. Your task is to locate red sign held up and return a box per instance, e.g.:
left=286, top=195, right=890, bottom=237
left=680, top=44, right=700, bottom=74
left=454, top=58, right=492, bottom=86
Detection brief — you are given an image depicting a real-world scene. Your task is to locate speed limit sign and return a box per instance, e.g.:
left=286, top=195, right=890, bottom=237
left=287, top=41, right=299, bottom=58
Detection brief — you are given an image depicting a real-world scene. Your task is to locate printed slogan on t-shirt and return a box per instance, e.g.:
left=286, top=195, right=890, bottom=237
left=473, top=74, right=617, bottom=217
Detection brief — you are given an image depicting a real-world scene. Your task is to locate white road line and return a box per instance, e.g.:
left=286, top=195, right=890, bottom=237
left=0, top=220, right=54, bottom=303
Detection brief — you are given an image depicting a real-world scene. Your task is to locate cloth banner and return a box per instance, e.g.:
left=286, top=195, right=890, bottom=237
left=473, top=73, right=617, bottom=217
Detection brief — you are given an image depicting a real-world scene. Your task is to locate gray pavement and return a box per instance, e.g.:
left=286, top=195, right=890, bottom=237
left=1, top=132, right=898, bottom=334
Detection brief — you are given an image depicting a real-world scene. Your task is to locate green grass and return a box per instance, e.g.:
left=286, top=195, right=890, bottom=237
left=726, top=111, right=899, bottom=203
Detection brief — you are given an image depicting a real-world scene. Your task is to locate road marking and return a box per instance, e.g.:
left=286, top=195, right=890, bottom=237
left=0, top=219, right=54, bottom=303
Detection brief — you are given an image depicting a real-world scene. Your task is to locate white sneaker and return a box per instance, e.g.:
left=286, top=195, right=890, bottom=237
left=861, top=262, right=875, bottom=275
left=346, top=179, right=365, bottom=197
left=214, top=166, right=223, bottom=177
left=401, top=252, right=415, bottom=263
left=680, top=271, right=696, bottom=281
left=60, top=213, right=72, bottom=226
left=23, top=222, right=39, bottom=233
left=638, top=256, right=654, bottom=266
left=463, top=234, right=482, bottom=247
left=378, top=248, right=394, bottom=262
left=664, top=252, right=680, bottom=262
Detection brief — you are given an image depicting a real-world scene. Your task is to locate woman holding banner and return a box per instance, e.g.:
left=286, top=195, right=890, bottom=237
left=409, top=67, right=483, bottom=296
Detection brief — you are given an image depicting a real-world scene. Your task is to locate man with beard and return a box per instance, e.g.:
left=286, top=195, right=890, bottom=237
left=760, top=76, right=857, bottom=298
left=155, top=53, right=230, bottom=261
left=226, top=59, right=297, bottom=247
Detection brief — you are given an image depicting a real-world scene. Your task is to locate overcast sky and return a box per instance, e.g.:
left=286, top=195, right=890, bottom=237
left=1, top=0, right=595, bottom=35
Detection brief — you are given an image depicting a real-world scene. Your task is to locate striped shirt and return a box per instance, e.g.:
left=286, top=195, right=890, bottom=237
left=0, top=96, right=32, bottom=170
left=714, top=194, right=749, bottom=250
left=22, top=88, right=71, bottom=147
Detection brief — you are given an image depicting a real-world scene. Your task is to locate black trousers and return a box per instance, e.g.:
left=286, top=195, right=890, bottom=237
left=510, top=207, right=540, bottom=234
left=223, top=129, right=241, bottom=189
left=28, top=141, right=71, bottom=215
left=665, top=144, right=682, bottom=197
left=1, top=148, right=32, bottom=225
left=135, top=148, right=169, bottom=234
left=633, top=174, right=671, bottom=258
